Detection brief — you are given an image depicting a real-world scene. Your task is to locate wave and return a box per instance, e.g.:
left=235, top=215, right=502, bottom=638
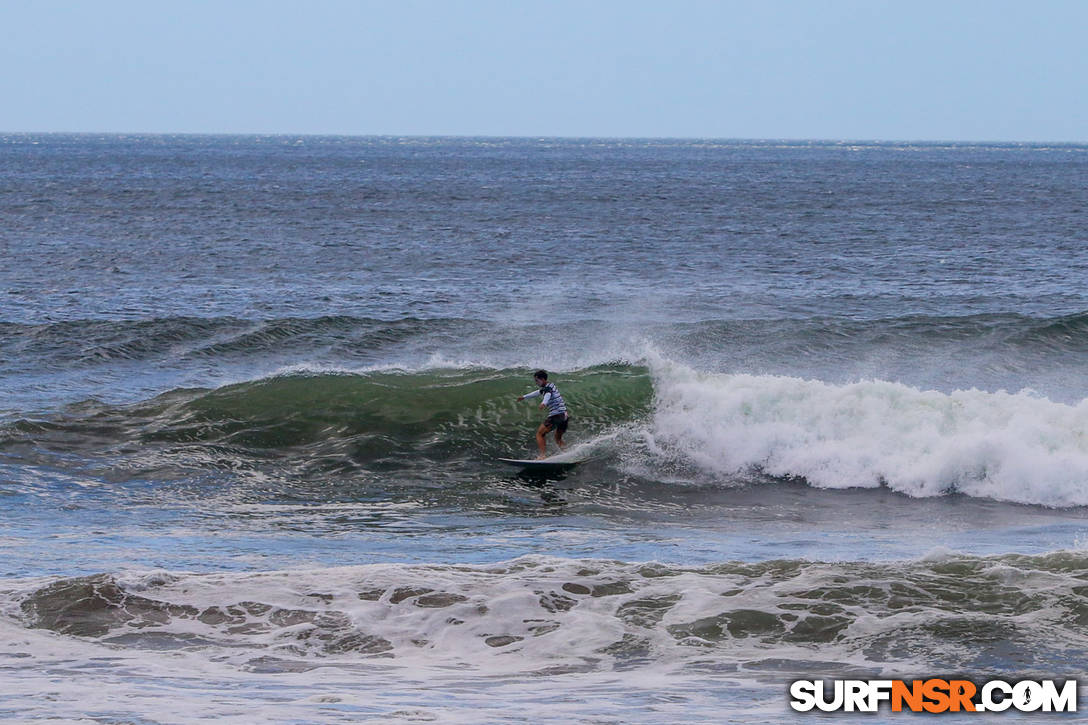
left=646, top=361, right=1088, bottom=507
left=5, top=357, right=1088, bottom=507
left=0, top=365, right=652, bottom=476
left=0, top=316, right=489, bottom=367
left=4, top=311, right=1088, bottom=369
left=7, top=551, right=1088, bottom=677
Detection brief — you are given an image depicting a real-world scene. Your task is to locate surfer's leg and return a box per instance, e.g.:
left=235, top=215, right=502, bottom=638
left=535, top=423, right=549, bottom=458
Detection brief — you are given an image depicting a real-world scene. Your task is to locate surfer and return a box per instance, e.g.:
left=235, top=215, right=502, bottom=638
left=517, top=370, right=569, bottom=459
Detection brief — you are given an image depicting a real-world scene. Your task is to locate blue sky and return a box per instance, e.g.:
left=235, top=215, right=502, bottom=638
left=2, top=0, right=1085, bottom=141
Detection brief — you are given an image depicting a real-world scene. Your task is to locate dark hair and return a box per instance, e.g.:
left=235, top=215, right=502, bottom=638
left=534, top=370, right=548, bottom=381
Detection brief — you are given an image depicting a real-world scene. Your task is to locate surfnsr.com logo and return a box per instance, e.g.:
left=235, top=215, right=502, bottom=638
left=789, top=679, right=1077, bottom=713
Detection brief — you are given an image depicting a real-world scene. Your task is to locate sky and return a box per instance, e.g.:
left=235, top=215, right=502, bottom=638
left=1, top=0, right=1086, bottom=142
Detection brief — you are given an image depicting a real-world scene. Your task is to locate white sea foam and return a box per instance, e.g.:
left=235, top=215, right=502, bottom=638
left=645, top=360, right=1088, bottom=507
left=6, top=552, right=1088, bottom=721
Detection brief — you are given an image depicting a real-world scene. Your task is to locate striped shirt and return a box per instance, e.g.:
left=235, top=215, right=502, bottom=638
left=523, top=382, right=567, bottom=417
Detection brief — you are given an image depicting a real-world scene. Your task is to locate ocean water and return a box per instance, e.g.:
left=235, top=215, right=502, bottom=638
left=2, top=134, right=1088, bottom=722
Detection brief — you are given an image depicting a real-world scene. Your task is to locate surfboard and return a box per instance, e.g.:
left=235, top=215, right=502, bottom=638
left=497, top=457, right=584, bottom=472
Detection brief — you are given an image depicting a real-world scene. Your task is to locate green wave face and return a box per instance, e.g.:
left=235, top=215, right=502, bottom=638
left=3, top=365, right=654, bottom=477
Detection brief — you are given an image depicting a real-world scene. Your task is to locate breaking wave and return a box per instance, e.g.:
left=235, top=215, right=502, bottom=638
left=4, top=353, right=1088, bottom=507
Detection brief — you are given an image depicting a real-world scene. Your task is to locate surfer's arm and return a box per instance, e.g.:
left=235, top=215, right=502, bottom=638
left=518, top=390, right=541, bottom=402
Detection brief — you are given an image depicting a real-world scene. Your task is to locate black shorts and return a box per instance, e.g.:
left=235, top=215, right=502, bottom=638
left=543, top=413, right=569, bottom=434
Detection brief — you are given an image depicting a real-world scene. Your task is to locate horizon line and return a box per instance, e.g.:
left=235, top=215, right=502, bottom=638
left=2, top=130, right=1087, bottom=146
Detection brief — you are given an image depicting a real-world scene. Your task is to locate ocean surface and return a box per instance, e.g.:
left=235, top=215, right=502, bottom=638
left=2, top=134, right=1088, bottom=723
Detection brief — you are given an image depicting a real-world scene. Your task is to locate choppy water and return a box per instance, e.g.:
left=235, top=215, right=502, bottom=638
left=3, top=135, right=1088, bottom=722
